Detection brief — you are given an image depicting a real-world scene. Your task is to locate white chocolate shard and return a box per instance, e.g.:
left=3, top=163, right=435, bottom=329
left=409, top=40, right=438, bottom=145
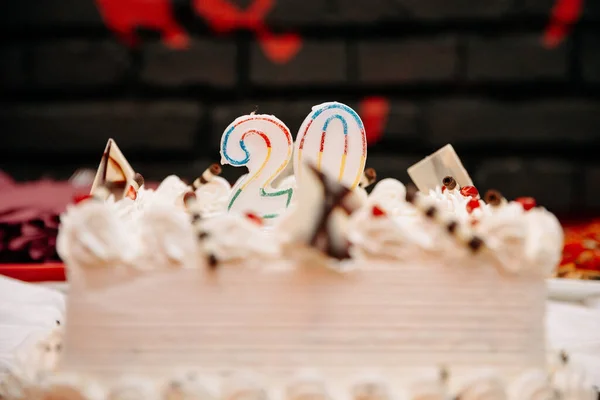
left=90, top=138, right=136, bottom=200
left=407, top=144, right=473, bottom=192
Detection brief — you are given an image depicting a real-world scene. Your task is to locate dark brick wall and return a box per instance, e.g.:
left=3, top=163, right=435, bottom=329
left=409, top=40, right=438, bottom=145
left=0, top=0, right=599, bottom=213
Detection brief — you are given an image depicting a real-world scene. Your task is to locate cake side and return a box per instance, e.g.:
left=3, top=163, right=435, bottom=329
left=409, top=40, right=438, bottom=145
left=61, top=261, right=546, bottom=381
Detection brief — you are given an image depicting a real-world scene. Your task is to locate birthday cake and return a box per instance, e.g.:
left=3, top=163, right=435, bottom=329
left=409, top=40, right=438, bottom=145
left=1, top=102, right=598, bottom=400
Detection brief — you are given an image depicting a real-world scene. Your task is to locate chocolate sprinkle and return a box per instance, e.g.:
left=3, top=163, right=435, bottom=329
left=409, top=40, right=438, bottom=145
left=405, top=184, right=418, bottom=204
left=484, top=189, right=503, bottom=206
left=207, top=253, right=219, bottom=269
left=191, top=213, right=202, bottom=223
left=442, top=176, right=457, bottom=190
left=364, top=167, right=377, bottom=185
left=560, top=350, right=569, bottom=365
left=133, top=173, right=145, bottom=188
left=425, top=206, right=437, bottom=218
left=446, top=221, right=458, bottom=233
left=467, top=236, right=484, bottom=252
left=209, top=163, right=222, bottom=176
left=306, top=165, right=353, bottom=260
left=198, top=231, right=209, bottom=240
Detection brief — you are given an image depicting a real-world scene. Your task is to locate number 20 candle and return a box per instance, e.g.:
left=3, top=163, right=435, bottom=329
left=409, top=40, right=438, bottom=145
left=220, top=113, right=294, bottom=218
left=294, top=102, right=367, bottom=189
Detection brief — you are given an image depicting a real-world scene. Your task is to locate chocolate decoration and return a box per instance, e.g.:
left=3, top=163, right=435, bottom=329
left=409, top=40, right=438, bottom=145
left=104, top=180, right=127, bottom=190
left=484, top=189, right=503, bottom=206
left=439, top=367, right=449, bottom=383
left=560, top=350, right=569, bottom=365
left=306, top=165, right=353, bottom=260
left=209, top=163, right=222, bottom=176
left=425, top=206, right=437, bottom=218
left=191, top=213, right=202, bottom=223
left=405, top=184, right=418, bottom=204
left=100, top=140, right=112, bottom=186
left=467, top=236, right=484, bottom=252
left=207, top=253, right=219, bottom=269
left=442, top=176, right=457, bottom=190
left=133, top=173, right=145, bottom=188
left=199, top=175, right=209, bottom=184
left=447, top=221, right=458, bottom=233
left=198, top=231, right=209, bottom=240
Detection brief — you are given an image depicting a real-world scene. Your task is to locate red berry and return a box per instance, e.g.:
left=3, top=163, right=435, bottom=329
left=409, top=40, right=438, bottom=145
left=126, top=185, right=137, bottom=200
left=460, top=185, right=479, bottom=199
left=371, top=205, right=386, bottom=217
left=73, top=193, right=93, bottom=204
left=441, top=186, right=446, bottom=193
left=245, top=212, right=263, bottom=226
left=466, top=199, right=481, bottom=214
left=515, top=197, right=536, bottom=211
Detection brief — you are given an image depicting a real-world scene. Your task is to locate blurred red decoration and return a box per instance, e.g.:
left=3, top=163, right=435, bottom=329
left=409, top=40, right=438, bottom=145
left=95, top=0, right=189, bottom=48
left=514, top=196, right=537, bottom=211
left=258, top=31, right=303, bottom=64
left=359, top=97, right=390, bottom=146
left=544, top=0, right=584, bottom=48
left=193, top=0, right=273, bottom=33
left=194, top=0, right=302, bottom=64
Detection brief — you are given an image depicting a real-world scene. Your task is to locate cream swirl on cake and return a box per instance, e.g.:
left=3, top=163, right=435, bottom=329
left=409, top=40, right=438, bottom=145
left=57, top=200, right=136, bottom=268
left=474, top=201, right=563, bottom=276
left=137, top=204, right=199, bottom=269
left=507, top=369, right=553, bottom=400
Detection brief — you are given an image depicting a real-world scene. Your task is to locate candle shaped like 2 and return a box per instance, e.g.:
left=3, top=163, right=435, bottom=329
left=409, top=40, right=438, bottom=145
left=294, top=102, right=367, bottom=189
left=220, top=114, right=294, bottom=218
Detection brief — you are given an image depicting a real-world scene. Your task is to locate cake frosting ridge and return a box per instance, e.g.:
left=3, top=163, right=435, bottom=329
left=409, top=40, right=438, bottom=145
left=2, top=138, right=596, bottom=400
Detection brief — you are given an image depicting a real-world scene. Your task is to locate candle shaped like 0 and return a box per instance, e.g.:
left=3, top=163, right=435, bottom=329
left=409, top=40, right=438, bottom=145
left=294, top=102, right=367, bottom=189
left=220, top=114, right=294, bottom=218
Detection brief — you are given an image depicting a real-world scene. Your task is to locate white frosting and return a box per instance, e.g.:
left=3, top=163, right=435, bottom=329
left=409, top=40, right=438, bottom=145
left=39, top=373, right=106, bottom=400
left=193, top=176, right=231, bottom=218
left=137, top=205, right=199, bottom=269
left=455, top=371, right=506, bottom=400
left=552, top=365, right=598, bottom=400
left=108, top=376, right=160, bottom=400
left=58, top=201, right=135, bottom=268
left=405, top=369, right=448, bottom=400
left=162, top=372, right=214, bottom=400
left=367, top=179, right=410, bottom=216
left=475, top=202, right=563, bottom=276
left=508, top=369, right=553, bottom=400
left=198, top=213, right=282, bottom=262
left=423, top=186, right=488, bottom=222
left=221, top=372, right=267, bottom=400
left=286, top=370, right=329, bottom=400
left=157, top=176, right=191, bottom=203
left=350, top=373, right=390, bottom=400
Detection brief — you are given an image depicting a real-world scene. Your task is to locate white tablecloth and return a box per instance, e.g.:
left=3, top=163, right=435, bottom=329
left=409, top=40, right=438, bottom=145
left=1, top=276, right=600, bottom=385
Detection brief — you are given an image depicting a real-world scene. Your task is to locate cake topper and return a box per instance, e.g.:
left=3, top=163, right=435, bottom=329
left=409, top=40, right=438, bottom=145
left=407, top=144, right=473, bottom=193
left=220, top=113, right=294, bottom=219
left=294, top=102, right=367, bottom=189
left=90, top=139, right=140, bottom=201
left=287, top=163, right=359, bottom=260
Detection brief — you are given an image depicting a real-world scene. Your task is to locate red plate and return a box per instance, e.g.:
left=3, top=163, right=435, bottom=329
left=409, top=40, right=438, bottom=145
left=0, top=263, right=66, bottom=282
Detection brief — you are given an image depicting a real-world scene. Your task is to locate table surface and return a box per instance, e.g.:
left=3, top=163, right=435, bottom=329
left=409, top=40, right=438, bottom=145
left=1, top=277, right=600, bottom=386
